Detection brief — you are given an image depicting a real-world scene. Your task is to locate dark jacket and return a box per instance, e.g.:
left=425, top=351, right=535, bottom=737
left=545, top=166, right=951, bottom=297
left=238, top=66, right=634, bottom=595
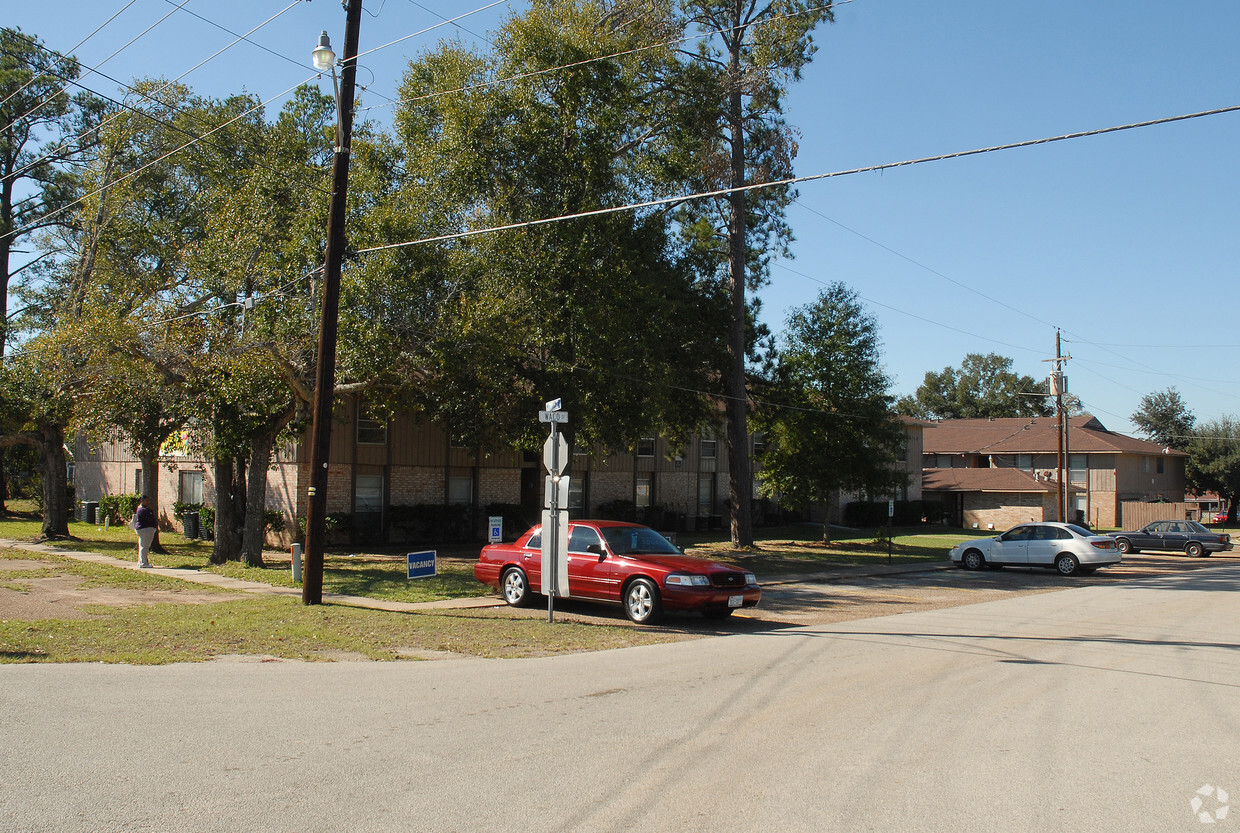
left=136, top=506, right=157, bottom=530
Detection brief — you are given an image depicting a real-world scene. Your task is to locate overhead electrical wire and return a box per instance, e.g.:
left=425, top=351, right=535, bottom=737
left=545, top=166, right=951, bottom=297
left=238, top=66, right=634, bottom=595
left=2, top=1, right=304, bottom=189
left=0, top=0, right=196, bottom=137
left=6, top=74, right=322, bottom=242
left=354, top=103, right=1240, bottom=256
left=0, top=0, right=141, bottom=109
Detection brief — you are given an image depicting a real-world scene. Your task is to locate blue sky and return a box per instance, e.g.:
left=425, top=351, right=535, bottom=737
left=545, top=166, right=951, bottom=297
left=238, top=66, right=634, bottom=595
left=9, top=0, right=1240, bottom=438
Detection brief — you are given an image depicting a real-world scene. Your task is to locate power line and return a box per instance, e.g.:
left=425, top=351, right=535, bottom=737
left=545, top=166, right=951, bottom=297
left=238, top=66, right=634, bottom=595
left=6, top=74, right=321, bottom=242
left=2, top=2, right=304, bottom=189
left=0, top=0, right=196, bottom=137
left=0, top=0, right=141, bottom=109
left=356, top=103, right=1240, bottom=256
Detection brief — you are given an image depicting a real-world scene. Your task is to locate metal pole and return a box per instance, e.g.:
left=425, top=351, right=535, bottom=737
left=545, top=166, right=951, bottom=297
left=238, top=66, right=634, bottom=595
left=303, top=0, right=362, bottom=605
left=547, top=420, right=559, bottom=624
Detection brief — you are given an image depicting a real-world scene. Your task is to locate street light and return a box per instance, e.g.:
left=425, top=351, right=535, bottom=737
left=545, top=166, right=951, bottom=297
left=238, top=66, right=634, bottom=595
left=312, top=32, right=344, bottom=150
left=303, top=2, right=363, bottom=605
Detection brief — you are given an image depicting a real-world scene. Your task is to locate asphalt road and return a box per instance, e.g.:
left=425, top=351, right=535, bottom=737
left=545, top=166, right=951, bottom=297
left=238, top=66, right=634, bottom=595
left=3, top=560, right=1239, bottom=832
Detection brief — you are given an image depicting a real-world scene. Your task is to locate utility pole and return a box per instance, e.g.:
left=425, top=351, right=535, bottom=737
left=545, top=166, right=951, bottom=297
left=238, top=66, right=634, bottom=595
left=1046, top=330, right=1071, bottom=523
left=303, top=0, right=363, bottom=605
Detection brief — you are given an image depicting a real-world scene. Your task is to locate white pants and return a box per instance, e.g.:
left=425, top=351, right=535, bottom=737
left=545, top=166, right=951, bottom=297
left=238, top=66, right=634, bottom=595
left=137, top=527, right=156, bottom=567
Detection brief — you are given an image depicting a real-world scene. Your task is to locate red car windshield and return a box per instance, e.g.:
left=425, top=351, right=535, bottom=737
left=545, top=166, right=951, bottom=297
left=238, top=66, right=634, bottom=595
left=601, top=526, right=680, bottom=555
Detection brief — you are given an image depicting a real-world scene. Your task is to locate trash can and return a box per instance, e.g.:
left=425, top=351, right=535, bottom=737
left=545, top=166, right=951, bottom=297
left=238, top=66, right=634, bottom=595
left=183, top=511, right=200, bottom=540
left=85, top=502, right=98, bottom=525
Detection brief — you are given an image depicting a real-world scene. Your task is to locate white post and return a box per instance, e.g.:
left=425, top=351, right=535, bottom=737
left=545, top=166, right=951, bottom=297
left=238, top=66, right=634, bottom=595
left=290, top=543, right=303, bottom=582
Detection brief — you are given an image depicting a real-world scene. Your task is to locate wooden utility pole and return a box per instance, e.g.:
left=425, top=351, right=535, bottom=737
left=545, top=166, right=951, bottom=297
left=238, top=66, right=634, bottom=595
left=303, top=0, right=363, bottom=605
left=1047, top=330, right=1071, bottom=523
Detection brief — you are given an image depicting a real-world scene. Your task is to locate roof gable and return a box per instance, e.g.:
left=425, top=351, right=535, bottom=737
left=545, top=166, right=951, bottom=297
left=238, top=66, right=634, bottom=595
left=921, top=415, right=1186, bottom=457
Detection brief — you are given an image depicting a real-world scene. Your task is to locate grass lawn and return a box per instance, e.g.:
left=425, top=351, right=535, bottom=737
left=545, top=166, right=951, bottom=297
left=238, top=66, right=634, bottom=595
left=1, top=502, right=976, bottom=665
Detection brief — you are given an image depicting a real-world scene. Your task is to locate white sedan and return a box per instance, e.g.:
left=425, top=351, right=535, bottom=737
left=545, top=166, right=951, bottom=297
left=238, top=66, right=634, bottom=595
left=949, top=522, right=1122, bottom=576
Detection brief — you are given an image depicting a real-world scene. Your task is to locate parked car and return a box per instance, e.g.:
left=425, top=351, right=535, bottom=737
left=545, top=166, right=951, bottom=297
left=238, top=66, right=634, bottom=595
left=475, top=520, right=761, bottom=624
left=1212, top=512, right=1230, bottom=524
left=949, top=522, right=1122, bottom=575
left=1108, top=520, right=1232, bottom=557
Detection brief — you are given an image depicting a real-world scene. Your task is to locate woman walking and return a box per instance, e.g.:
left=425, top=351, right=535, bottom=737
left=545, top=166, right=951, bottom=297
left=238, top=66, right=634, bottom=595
left=132, top=495, right=157, bottom=568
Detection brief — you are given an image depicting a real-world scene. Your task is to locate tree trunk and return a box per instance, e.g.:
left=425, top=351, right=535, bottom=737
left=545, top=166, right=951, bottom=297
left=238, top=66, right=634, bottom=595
left=138, top=452, right=167, bottom=553
left=820, top=496, right=833, bottom=545
left=39, top=423, right=70, bottom=539
left=241, top=431, right=274, bottom=568
left=210, top=455, right=244, bottom=564
left=724, top=58, right=753, bottom=549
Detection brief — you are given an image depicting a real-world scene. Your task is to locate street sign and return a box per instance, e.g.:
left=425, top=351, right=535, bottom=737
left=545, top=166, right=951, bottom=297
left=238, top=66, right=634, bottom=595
left=544, top=475, right=570, bottom=509
left=543, top=432, right=569, bottom=474
left=488, top=515, right=503, bottom=544
left=545, top=397, right=562, bottom=412
left=888, top=499, right=895, bottom=517
left=541, top=508, right=570, bottom=598
left=538, top=409, right=569, bottom=423
left=407, top=550, right=437, bottom=580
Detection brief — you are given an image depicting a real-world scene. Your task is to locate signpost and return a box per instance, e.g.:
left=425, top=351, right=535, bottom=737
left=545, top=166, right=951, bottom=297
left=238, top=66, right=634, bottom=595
left=539, top=399, right=570, bottom=621
left=488, top=515, right=503, bottom=544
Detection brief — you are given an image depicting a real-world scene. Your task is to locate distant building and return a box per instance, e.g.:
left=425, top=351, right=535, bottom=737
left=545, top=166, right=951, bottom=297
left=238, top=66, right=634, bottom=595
left=921, top=415, right=1186, bottom=530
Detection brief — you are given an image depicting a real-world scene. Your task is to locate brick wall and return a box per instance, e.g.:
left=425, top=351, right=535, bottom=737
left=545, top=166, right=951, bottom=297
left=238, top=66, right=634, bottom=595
left=962, top=493, right=1046, bottom=531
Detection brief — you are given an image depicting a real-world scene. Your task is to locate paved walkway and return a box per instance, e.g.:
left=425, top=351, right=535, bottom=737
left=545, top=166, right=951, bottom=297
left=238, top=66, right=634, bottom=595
left=0, top=538, right=504, bottom=612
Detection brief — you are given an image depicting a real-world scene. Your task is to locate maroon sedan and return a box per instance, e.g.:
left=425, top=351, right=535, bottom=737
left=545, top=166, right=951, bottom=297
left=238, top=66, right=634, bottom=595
left=474, top=520, right=760, bottom=624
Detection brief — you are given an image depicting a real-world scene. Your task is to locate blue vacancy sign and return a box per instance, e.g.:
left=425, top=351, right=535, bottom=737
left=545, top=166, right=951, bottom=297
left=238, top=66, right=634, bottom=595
left=407, top=550, right=437, bottom=580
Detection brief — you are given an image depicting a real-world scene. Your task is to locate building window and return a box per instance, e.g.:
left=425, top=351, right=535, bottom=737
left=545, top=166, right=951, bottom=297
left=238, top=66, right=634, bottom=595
left=637, top=437, right=655, bottom=457
left=635, top=474, right=652, bottom=508
left=1017, top=454, right=1033, bottom=471
left=354, top=474, right=384, bottom=515
left=179, top=471, right=203, bottom=504
left=700, top=428, right=717, bottom=460
left=135, top=470, right=143, bottom=495
left=1143, top=457, right=1151, bottom=473
left=448, top=475, right=473, bottom=505
left=1156, top=456, right=1164, bottom=474
left=568, top=475, right=585, bottom=510
left=356, top=404, right=388, bottom=445
left=752, top=433, right=765, bottom=456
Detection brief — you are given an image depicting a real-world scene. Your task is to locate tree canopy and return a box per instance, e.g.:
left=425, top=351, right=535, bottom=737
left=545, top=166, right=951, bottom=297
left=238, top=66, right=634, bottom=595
left=1131, top=387, right=1196, bottom=450
left=897, top=353, right=1052, bottom=420
left=753, top=283, right=907, bottom=542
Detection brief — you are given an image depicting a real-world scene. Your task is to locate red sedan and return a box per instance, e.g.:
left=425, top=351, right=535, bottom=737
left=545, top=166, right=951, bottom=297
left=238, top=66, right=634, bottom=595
left=475, top=520, right=761, bottom=624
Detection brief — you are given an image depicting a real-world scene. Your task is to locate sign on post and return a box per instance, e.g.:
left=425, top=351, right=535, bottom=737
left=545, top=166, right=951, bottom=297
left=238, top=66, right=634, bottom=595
left=541, top=509, right=570, bottom=598
left=488, top=515, right=503, bottom=544
left=407, top=550, right=437, bottom=580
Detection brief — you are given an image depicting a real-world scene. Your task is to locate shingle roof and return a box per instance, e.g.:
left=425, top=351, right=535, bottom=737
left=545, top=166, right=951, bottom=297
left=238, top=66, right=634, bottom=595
left=921, top=415, right=1187, bottom=457
left=922, top=467, right=1078, bottom=494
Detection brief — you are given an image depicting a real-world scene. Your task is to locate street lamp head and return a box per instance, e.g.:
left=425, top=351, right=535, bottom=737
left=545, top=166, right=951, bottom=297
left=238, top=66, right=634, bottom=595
left=312, top=31, right=336, bottom=72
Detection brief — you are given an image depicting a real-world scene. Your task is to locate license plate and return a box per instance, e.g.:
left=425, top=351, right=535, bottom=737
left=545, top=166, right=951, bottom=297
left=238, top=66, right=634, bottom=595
left=728, top=595, right=743, bottom=608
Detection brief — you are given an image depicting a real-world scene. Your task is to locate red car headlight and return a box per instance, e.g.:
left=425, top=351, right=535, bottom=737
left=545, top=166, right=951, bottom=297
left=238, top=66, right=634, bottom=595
left=665, top=574, right=710, bottom=587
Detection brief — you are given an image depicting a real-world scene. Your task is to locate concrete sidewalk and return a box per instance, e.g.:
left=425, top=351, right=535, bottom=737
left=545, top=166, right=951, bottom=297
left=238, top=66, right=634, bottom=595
left=0, top=538, right=504, bottom=612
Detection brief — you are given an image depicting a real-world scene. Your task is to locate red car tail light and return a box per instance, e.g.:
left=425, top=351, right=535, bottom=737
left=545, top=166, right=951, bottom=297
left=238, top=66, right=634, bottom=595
left=1091, top=540, right=1116, bottom=550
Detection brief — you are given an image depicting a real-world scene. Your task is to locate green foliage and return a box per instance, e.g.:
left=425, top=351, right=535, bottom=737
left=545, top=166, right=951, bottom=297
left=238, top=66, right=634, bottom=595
left=99, top=493, right=142, bottom=524
left=391, top=0, right=721, bottom=453
left=1131, top=387, right=1196, bottom=449
left=897, top=353, right=1053, bottom=420
left=1185, top=417, right=1240, bottom=510
left=754, top=283, right=907, bottom=510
